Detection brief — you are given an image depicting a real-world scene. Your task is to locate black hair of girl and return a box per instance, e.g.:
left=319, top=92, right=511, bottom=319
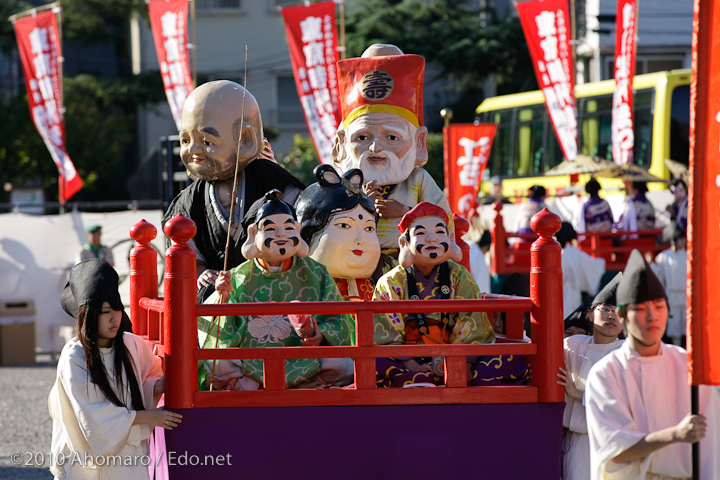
left=670, top=178, right=687, bottom=192
left=528, top=185, right=546, bottom=200
left=296, top=164, right=377, bottom=246
left=76, top=304, right=145, bottom=411
left=631, top=181, right=648, bottom=194
left=585, top=178, right=601, bottom=196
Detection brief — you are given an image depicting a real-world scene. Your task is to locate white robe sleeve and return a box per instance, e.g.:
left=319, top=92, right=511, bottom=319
left=49, top=334, right=163, bottom=465
left=50, top=342, right=137, bottom=458
left=586, top=359, right=649, bottom=480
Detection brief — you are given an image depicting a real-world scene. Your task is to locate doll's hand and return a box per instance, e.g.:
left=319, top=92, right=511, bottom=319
left=288, top=312, right=316, bottom=339
left=301, top=318, right=324, bottom=346
left=363, top=181, right=383, bottom=202
left=198, top=269, right=219, bottom=289
left=214, top=271, right=232, bottom=300
left=375, top=199, right=409, bottom=219
left=556, top=366, right=583, bottom=401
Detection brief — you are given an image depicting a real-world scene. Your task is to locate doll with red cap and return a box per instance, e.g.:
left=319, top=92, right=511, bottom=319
left=332, top=51, right=453, bottom=256
left=373, top=202, right=501, bottom=387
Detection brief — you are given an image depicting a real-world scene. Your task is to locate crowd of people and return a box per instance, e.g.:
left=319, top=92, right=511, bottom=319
left=48, top=43, right=714, bottom=480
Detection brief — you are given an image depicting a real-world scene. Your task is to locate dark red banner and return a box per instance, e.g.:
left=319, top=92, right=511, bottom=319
left=517, top=0, right=577, bottom=161
left=688, top=0, right=720, bottom=386
left=611, top=0, right=637, bottom=166
left=281, top=1, right=341, bottom=164
left=443, top=123, right=498, bottom=219
left=13, top=9, right=82, bottom=202
left=148, top=0, right=194, bottom=130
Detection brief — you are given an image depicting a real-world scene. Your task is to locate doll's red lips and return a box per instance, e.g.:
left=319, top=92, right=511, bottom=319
left=368, top=155, right=386, bottom=163
left=352, top=249, right=363, bottom=256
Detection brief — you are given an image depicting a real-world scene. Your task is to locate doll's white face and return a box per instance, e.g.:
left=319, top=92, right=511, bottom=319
left=339, top=113, right=420, bottom=186
left=309, top=204, right=380, bottom=279
left=406, top=216, right=453, bottom=271
left=254, top=213, right=303, bottom=266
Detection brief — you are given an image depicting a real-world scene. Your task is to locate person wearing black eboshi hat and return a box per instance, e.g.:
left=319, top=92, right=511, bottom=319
left=49, top=259, right=182, bottom=479
left=585, top=250, right=720, bottom=480
left=558, top=271, right=625, bottom=480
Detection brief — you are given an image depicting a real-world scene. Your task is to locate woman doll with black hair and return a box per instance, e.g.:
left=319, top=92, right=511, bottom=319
left=49, top=259, right=182, bottom=479
left=296, top=164, right=383, bottom=300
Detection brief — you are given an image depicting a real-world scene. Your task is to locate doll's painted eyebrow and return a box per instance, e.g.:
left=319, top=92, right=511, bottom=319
left=200, top=126, right=220, bottom=137
left=412, top=225, right=426, bottom=233
left=259, top=219, right=276, bottom=228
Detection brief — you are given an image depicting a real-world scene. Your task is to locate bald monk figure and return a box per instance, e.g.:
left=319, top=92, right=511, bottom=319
left=162, top=80, right=304, bottom=297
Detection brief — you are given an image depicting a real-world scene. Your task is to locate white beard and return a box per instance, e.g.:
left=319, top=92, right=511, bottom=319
left=341, top=149, right=417, bottom=186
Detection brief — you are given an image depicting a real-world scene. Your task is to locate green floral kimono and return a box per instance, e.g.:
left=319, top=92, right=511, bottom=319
left=198, top=256, right=355, bottom=390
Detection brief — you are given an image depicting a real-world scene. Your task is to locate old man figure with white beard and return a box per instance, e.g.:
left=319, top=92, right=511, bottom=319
left=332, top=49, right=451, bottom=255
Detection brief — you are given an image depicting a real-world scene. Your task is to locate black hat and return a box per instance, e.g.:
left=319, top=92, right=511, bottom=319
left=592, top=272, right=622, bottom=307
left=296, top=164, right=376, bottom=245
left=61, top=259, right=123, bottom=318
left=616, top=249, right=668, bottom=306
left=255, top=189, right=296, bottom=223
left=564, top=299, right=593, bottom=334
left=555, top=222, right=577, bottom=248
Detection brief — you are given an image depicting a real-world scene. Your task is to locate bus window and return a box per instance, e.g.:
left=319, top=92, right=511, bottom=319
left=487, top=109, right=514, bottom=178
left=579, top=95, right=613, bottom=161
left=577, top=89, right=653, bottom=167
left=514, top=105, right=545, bottom=176
left=670, top=84, right=690, bottom=166
left=633, top=89, right=654, bottom=168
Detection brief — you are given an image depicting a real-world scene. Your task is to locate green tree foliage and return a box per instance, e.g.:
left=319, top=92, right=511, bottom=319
left=344, top=0, right=536, bottom=123
left=279, top=135, right=320, bottom=187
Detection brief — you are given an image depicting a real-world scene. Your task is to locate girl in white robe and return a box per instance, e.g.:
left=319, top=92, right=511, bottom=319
left=49, top=259, right=182, bottom=479
left=558, top=273, right=624, bottom=480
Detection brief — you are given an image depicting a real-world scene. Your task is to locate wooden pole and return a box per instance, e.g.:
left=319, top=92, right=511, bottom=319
left=7, top=1, right=58, bottom=22
left=190, top=0, right=197, bottom=88
left=338, top=0, right=346, bottom=60
left=570, top=0, right=577, bottom=84
left=691, top=385, right=699, bottom=480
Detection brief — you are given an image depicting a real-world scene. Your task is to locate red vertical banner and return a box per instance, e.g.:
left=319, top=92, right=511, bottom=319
left=13, top=9, right=82, bottom=202
left=517, top=0, right=577, bottom=161
left=281, top=2, right=341, bottom=165
left=611, top=0, right=637, bottom=166
left=148, top=0, right=194, bottom=131
left=688, top=0, right=720, bottom=386
left=443, top=123, right=498, bottom=219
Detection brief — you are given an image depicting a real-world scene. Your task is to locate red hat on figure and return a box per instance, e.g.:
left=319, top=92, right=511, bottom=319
left=398, top=202, right=449, bottom=234
left=337, top=54, right=425, bottom=129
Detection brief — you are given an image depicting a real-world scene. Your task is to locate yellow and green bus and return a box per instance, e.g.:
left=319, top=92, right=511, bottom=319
left=474, top=69, right=690, bottom=199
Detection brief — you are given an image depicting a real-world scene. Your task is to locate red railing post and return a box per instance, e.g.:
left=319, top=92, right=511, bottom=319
left=129, top=220, right=158, bottom=336
left=529, top=208, right=564, bottom=403
left=490, top=201, right=506, bottom=275
left=354, top=308, right=376, bottom=389
left=163, top=214, right=198, bottom=409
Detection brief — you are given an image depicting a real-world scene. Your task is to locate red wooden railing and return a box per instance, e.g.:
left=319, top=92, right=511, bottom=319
left=129, top=208, right=564, bottom=410
left=490, top=201, right=668, bottom=274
